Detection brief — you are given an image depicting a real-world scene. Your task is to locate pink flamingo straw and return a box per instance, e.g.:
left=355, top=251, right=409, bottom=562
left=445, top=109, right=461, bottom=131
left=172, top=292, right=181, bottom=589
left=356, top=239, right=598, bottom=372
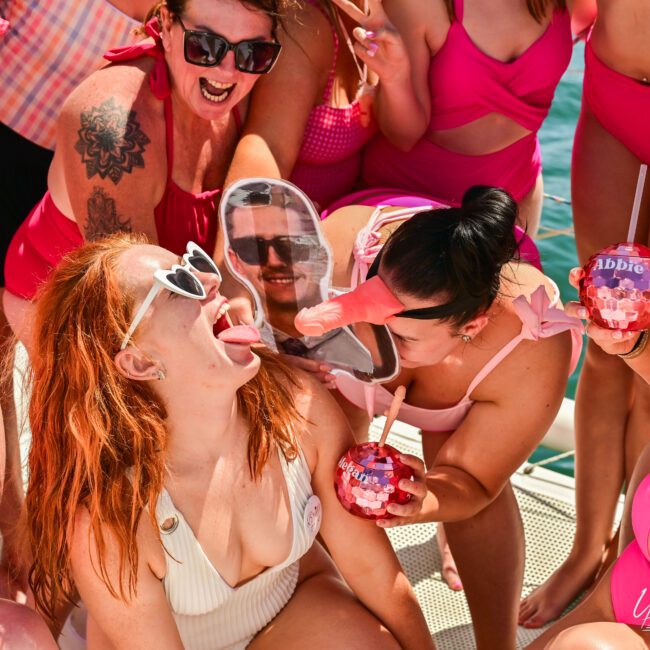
left=378, top=385, right=406, bottom=447
left=627, top=164, right=648, bottom=243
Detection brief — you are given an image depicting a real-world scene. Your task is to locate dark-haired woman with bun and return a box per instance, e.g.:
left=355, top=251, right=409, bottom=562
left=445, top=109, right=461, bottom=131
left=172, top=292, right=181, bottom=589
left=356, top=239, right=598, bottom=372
left=311, top=186, right=583, bottom=650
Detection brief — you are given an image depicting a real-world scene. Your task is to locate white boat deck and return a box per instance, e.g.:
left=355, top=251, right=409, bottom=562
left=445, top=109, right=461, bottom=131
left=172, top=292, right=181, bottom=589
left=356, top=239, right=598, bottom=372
left=369, top=417, right=624, bottom=649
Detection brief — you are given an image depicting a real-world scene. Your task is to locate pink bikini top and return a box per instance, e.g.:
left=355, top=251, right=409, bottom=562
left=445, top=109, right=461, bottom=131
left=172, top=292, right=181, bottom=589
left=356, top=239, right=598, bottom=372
left=335, top=204, right=583, bottom=431
left=428, top=0, right=572, bottom=133
left=290, top=1, right=376, bottom=207
left=104, top=20, right=241, bottom=257
left=295, top=3, right=375, bottom=164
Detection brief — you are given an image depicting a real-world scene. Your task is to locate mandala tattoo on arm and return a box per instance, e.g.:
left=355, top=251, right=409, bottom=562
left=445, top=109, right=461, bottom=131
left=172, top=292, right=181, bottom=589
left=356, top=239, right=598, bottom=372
left=85, top=187, right=133, bottom=241
left=75, top=97, right=151, bottom=185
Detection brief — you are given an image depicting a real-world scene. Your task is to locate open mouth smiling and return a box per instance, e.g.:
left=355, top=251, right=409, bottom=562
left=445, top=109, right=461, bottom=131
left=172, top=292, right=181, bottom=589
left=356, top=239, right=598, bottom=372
left=199, top=78, right=235, bottom=103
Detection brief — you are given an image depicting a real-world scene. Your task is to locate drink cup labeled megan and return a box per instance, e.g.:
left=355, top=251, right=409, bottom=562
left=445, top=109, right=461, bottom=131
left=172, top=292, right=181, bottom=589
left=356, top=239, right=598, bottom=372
left=335, top=442, right=414, bottom=520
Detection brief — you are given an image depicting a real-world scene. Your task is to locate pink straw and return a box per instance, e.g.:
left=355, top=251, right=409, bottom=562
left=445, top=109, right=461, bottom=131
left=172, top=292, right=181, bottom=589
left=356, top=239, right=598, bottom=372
left=378, top=385, right=406, bottom=447
left=627, top=164, right=648, bottom=243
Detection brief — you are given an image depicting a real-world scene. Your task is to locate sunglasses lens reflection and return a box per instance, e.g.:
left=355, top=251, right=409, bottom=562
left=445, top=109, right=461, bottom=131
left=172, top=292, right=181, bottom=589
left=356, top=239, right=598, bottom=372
left=168, top=268, right=203, bottom=295
left=186, top=33, right=226, bottom=66
left=188, top=253, right=219, bottom=275
left=238, top=41, right=279, bottom=73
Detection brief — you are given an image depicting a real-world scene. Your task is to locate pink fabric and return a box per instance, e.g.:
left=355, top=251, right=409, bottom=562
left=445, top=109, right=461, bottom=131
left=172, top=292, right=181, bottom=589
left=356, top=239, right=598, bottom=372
left=583, top=36, right=650, bottom=164
left=336, top=285, right=583, bottom=431
left=289, top=1, right=376, bottom=209
left=0, top=18, right=9, bottom=36
left=333, top=200, right=582, bottom=430
left=4, top=20, right=239, bottom=301
left=0, top=0, right=138, bottom=149
left=322, top=190, right=542, bottom=272
left=104, top=19, right=171, bottom=100
left=4, top=193, right=83, bottom=300
left=611, top=474, right=650, bottom=625
left=362, top=0, right=572, bottom=203
left=428, top=0, right=572, bottom=132
left=362, top=131, right=542, bottom=205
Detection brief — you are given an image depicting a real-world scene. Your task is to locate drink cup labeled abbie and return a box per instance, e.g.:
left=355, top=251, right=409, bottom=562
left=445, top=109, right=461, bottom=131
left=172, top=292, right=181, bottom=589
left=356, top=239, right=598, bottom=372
left=579, top=242, right=650, bottom=331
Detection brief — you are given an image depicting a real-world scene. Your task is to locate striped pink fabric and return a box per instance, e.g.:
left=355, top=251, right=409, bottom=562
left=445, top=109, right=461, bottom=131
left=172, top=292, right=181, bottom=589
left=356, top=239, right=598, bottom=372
left=0, top=0, right=139, bottom=150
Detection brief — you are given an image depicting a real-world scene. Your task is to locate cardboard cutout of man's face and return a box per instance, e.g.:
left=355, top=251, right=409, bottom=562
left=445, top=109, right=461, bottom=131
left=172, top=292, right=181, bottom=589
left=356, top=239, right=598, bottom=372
left=220, top=178, right=399, bottom=383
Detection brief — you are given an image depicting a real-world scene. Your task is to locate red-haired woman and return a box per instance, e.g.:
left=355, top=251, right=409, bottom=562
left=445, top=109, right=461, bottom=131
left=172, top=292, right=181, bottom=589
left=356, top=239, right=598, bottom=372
left=331, top=0, right=594, bottom=234
left=24, top=234, right=434, bottom=649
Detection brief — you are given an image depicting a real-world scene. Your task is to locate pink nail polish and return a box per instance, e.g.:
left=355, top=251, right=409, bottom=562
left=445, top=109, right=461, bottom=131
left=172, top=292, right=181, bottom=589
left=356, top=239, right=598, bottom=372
left=365, top=30, right=376, bottom=38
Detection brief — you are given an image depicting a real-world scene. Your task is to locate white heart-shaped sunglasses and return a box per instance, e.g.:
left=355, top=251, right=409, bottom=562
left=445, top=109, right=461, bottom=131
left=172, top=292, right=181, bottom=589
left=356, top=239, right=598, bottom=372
left=120, top=242, right=221, bottom=350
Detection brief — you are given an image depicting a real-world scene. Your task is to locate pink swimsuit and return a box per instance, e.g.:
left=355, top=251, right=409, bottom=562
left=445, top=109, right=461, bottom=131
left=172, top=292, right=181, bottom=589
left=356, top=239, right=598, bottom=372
left=583, top=32, right=650, bottom=164
left=289, top=1, right=377, bottom=209
left=611, top=473, right=650, bottom=626
left=361, top=0, right=572, bottom=205
left=334, top=203, right=583, bottom=426
left=4, top=20, right=239, bottom=301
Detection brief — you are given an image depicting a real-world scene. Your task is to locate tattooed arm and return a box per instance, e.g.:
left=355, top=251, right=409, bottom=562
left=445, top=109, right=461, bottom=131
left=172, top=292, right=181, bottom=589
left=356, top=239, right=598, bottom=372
left=84, top=186, right=133, bottom=241
left=50, top=66, right=166, bottom=243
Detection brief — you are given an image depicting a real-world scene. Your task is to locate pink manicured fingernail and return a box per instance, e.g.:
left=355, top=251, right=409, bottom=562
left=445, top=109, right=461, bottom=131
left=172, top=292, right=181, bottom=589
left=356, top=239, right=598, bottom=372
left=365, top=30, right=376, bottom=38
left=578, top=307, right=588, bottom=318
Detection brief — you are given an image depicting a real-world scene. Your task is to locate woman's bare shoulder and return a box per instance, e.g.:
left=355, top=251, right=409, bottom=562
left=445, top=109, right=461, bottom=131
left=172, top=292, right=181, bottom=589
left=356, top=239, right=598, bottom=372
left=384, top=0, right=450, bottom=48
left=59, top=57, right=162, bottom=136
left=71, top=503, right=166, bottom=580
left=502, top=261, right=562, bottom=305
left=319, top=206, right=372, bottom=286
left=287, top=367, right=355, bottom=469
left=279, top=0, right=335, bottom=74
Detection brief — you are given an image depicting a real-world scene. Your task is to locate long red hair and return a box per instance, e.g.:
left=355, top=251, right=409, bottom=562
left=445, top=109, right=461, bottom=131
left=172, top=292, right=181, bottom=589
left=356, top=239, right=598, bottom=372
left=26, top=234, right=301, bottom=621
left=444, top=0, right=566, bottom=23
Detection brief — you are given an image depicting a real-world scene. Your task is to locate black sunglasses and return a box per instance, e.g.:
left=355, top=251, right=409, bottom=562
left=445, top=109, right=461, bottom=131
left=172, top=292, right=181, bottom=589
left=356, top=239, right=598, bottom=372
left=176, top=16, right=281, bottom=74
left=366, top=249, right=479, bottom=320
left=230, top=235, right=319, bottom=265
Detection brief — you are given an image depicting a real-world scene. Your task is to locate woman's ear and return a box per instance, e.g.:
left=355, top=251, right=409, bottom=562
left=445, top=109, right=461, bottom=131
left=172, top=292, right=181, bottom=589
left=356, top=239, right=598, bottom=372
left=459, top=314, right=489, bottom=340
left=159, top=5, right=174, bottom=51
left=114, top=348, right=161, bottom=382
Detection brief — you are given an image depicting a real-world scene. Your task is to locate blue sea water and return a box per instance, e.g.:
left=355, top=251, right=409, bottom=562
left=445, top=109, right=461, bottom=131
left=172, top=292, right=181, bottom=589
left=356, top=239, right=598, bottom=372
left=537, top=42, right=586, bottom=400
left=528, top=43, right=586, bottom=476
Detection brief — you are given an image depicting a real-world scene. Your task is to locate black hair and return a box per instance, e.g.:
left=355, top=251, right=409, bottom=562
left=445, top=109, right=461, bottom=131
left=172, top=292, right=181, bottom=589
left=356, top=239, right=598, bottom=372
left=380, top=186, right=519, bottom=327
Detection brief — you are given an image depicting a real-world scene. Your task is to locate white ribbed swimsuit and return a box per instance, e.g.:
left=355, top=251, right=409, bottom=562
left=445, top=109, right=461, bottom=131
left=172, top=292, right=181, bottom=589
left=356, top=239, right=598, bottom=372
left=155, top=449, right=322, bottom=649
